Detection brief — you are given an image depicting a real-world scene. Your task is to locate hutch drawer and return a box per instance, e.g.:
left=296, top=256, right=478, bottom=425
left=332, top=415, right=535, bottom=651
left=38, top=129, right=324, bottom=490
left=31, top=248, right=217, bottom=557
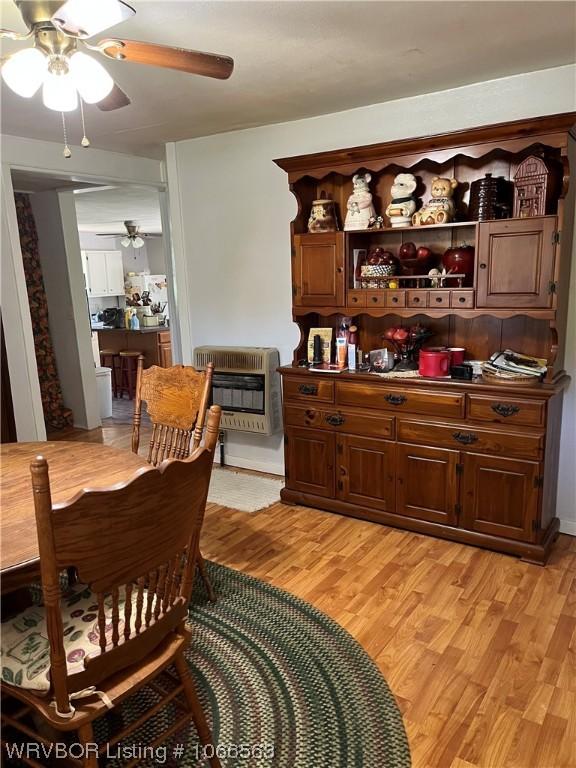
left=347, top=290, right=366, bottom=308
left=283, top=376, right=334, bottom=404
left=397, top=419, right=544, bottom=459
left=451, top=290, right=474, bottom=308
left=407, top=290, right=428, bottom=308
left=429, top=291, right=451, bottom=308
left=336, top=382, right=465, bottom=418
left=385, top=290, right=406, bottom=308
left=284, top=405, right=395, bottom=439
left=467, top=394, right=545, bottom=427
left=366, top=291, right=385, bottom=307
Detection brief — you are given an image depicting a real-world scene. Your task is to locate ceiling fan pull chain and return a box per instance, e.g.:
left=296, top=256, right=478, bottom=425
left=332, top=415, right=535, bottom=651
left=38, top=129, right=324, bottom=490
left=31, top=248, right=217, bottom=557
left=61, top=112, right=72, bottom=158
left=80, top=99, right=90, bottom=148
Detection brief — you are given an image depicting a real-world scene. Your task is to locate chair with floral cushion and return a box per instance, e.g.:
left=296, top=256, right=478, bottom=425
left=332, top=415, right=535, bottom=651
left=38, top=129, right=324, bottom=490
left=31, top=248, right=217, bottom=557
left=132, top=357, right=217, bottom=602
left=0, top=406, right=222, bottom=768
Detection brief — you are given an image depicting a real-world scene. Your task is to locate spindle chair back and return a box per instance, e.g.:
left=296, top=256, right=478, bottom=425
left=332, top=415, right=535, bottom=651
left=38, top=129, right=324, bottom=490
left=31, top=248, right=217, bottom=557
left=132, top=359, right=214, bottom=464
left=1, top=406, right=222, bottom=768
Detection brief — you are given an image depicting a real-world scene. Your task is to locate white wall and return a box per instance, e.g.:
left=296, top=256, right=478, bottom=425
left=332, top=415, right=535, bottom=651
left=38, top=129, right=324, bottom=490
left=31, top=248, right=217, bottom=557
left=167, top=64, right=576, bottom=531
left=0, top=136, right=164, bottom=439
left=31, top=191, right=101, bottom=430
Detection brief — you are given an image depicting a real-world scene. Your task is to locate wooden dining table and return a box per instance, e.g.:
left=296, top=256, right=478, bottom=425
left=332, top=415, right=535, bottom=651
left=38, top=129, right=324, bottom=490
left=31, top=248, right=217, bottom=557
left=1, top=441, right=150, bottom=594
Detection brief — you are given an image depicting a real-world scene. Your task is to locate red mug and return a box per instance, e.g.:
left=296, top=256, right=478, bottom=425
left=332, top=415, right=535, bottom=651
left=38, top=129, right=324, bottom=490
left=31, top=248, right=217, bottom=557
left=419, top=349, right=451, bottom=378
left=447, top=347, right=465, bottom=365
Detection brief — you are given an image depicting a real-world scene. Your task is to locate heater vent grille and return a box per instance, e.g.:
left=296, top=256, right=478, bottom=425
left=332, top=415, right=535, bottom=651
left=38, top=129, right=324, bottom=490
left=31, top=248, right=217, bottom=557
left=193, top=346, right=282, bottom=435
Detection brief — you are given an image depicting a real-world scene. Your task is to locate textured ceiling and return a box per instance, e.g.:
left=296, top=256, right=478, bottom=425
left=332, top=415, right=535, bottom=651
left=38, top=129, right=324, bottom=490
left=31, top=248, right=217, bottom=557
left=1, top=1, right=575, bottom=158
left=74, top=185, right=162, bottom=233
left=10, top=169, right=162, bottom=232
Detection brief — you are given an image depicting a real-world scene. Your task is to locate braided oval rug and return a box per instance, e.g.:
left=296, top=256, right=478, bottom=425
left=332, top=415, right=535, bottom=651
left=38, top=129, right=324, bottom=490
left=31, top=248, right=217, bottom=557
left=96, top=562, right=411, bottom=768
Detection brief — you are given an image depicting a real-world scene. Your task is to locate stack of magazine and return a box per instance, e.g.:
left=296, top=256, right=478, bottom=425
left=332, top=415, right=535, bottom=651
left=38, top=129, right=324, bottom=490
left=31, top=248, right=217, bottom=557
left=484, top=349, right=547, bottom=379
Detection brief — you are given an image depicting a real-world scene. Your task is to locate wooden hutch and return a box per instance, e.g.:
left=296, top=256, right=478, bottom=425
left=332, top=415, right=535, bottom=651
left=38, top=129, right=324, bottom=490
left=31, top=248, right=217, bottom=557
left=274, top=113, right=575, bottom=564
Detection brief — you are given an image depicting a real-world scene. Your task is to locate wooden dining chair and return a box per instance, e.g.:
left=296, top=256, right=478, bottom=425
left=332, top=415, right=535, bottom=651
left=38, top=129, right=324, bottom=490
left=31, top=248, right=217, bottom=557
left=132, top=358, right=217, bottom=601
left=1, top=406, right=223, bottom=768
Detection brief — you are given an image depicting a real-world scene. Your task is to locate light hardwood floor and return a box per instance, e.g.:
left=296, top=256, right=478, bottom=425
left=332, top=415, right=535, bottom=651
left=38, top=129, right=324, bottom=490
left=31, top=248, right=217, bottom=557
left=52, top=420, right=576, bottom=768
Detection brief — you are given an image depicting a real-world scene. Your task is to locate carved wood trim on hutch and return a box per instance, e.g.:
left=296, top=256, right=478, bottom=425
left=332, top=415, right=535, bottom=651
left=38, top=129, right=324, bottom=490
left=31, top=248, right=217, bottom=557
left=275, top=113, right=575, bottom=564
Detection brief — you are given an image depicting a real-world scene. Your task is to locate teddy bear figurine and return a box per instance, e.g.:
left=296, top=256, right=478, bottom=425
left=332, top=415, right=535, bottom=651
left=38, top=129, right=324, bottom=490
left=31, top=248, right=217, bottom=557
left=412, top=177, right=458, bottom=226
left=385, top=173, right=417, bottom=228
left=344, top=173, right=376, bottom=231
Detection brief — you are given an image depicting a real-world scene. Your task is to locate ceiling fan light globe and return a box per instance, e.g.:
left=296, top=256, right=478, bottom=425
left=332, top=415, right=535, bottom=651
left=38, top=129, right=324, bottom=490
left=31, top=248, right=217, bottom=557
left=120, top=236, right=131, bottom=248
left=132, top=236, right=145, bottom=249
left=52, top=0, right=135, bottom=39
left=2, top=48, right=47, bottom=98
left=69, top=52, right=114, bottom=104
left=42, top=72, right=78, bottom=111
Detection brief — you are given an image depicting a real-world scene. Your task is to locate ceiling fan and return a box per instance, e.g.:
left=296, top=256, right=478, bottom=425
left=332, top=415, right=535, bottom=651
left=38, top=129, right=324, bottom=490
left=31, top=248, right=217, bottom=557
left=96, top=220, right=161, bottom=248
left=0, top=0, right=234, bottom=114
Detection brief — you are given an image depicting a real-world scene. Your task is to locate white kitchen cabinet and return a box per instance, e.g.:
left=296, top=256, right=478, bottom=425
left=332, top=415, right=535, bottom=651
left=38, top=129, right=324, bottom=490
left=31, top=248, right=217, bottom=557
left=82, top=250, right=125, bottom=297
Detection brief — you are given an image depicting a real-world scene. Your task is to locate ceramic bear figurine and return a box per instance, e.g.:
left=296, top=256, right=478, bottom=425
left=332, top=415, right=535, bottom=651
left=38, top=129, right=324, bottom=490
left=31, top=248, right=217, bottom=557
left=385, top=173, right=417, bottom=228
left=412, top=177, right=458, bottom=226
left=344, top=173, right=376, bottom=231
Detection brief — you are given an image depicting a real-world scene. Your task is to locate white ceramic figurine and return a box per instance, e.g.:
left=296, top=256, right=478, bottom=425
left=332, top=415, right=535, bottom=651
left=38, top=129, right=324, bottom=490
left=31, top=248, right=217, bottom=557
left=385, top=173, right=417, bottom=228
left=344, top=173, right=376, bottom=231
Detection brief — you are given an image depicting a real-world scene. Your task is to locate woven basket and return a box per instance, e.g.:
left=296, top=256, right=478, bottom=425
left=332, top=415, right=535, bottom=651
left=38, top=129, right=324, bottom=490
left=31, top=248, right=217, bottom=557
left=481, top=365, right=540, bottom=387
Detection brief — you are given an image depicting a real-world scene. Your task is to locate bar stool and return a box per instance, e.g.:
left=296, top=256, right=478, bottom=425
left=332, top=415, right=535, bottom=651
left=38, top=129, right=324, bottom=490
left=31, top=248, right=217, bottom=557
left=117, top=351, right=143, bottom=400
left=99, top=349, right=120, bottom=398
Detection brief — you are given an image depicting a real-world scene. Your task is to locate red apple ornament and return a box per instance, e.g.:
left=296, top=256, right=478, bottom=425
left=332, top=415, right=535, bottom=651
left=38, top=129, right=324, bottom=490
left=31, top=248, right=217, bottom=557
left=392, top=328, right=409, bottom=342
left=398, top=242, right=417, bottom=260
left=416, top=246, right=432, bottom=262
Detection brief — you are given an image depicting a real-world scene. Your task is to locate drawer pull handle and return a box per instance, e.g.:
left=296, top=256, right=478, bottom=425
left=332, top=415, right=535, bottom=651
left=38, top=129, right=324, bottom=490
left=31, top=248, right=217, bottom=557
left=385, top=394, right=406, bottom=406
left=298, top=384, right=318, bottom=396
left=458, top=296, right=466, bottom=303
left=435, top=296, right=443, bottom=303
left=479, top=263, right=487, bottom=270
left=325, top=413, right=345, bottom=426
left=372, top=296, right=378, bottom=303
left=413, top=297, right=420, bottom=303
left=453, top=431, right=478, bottom=445
left=491, top=403, right=520, bottom=418
left=392, top=297, right=399, bottom=303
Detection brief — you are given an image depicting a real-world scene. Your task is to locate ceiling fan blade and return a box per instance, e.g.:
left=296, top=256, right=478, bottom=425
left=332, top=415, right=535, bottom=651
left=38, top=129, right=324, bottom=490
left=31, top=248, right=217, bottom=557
left=51, top=0, right=135, bottom=39
left=99, top=39, right=234, bottom=80
left=96, top=83, right=131, bottom=111
left=96, top=233, right=127, bottom=237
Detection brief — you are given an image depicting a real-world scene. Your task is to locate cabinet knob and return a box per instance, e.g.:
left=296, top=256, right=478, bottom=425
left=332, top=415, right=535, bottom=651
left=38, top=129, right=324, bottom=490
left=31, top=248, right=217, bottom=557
left=435, top=296, right=443, bottom=303
left=479, top=263, right=487, bottom=270
left=458, top=296, right=466, bottom=303
left=392, top=297, right=398, bottom=303
left=371, top=296, right=378, bottom=303
left=298, top=384, right=318, bottom=396
left=337, top=267, right=343, bottom=273
left=413, top=297, right=420, bottom=303
left=325, top=413, right=345, bottom=426
left=352, top=297, right=358, bottom=303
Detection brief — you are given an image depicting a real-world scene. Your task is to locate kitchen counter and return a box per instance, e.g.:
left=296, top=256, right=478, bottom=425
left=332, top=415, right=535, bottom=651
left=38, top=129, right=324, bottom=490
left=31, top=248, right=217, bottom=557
left=92, top=325, right=168, bottom=334
left=94, top=328, right=172, bottom=368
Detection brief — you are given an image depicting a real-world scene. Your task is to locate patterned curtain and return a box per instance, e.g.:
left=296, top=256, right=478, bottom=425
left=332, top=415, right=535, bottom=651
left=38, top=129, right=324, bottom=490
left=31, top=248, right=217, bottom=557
left=14, top=193, right=73, bottom=430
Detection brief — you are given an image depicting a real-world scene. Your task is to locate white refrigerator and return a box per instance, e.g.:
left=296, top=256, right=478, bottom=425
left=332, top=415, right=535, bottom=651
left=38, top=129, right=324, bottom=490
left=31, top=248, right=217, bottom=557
left=125, top=274, right=169, bottom=318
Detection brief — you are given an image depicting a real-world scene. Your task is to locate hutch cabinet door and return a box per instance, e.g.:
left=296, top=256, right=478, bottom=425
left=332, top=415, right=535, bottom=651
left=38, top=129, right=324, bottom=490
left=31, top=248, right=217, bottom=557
left=461, top=453, right=540, bottom=541
left=285, top=426, right=335, bottom=498
left=337, top=435, right=395, bottom=512
left=396, top=443, right=459, bottom=526
left=293, top=234, right=344, bottom=306
left=476, top=216, right=557, bottom=308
